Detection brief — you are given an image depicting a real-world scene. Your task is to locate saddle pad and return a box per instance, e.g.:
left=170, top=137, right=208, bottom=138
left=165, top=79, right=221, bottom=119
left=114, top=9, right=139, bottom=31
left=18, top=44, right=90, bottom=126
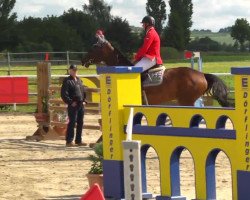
left=143, top=67, right=165, bottom=87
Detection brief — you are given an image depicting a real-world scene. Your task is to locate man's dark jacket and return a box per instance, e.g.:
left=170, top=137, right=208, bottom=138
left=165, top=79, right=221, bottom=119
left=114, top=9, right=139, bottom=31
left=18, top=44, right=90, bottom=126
left=61, top=76, right=86, bottom=105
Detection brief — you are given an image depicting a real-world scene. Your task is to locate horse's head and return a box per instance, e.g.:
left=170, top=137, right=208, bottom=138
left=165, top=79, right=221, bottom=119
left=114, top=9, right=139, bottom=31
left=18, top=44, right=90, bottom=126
left=82, top=39, right=133, bottom=68
left=81, top=40, right=118, bottom=68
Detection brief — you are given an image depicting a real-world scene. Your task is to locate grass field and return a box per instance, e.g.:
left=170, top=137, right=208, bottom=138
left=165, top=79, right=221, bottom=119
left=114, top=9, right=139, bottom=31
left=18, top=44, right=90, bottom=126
left=191, top=31, right=234, bottom=45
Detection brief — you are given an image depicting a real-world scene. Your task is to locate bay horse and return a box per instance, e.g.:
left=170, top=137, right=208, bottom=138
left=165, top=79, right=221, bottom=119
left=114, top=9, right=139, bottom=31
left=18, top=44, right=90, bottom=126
left=82, top=41, right=232, bottom=107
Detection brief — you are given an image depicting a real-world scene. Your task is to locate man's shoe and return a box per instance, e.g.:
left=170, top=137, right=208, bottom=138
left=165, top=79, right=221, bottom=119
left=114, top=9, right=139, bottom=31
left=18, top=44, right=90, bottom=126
left=75, top=142, right=87, bottom=146
left=66, top=142, right=75, bottom=147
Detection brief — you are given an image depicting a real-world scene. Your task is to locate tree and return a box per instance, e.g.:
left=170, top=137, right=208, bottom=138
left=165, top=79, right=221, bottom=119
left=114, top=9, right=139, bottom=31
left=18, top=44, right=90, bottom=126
left=231, top=18, right=250, bottom=51
left=15, top=41, right=53, bottom=52
left=15, top=17, right=44, bottom=44
left=83, top=0, right=112, bottom=29
left=15, top=16, right=83, bottom=51
left=187, top=37, right=221, bottom=51
left=61, top=8, right=98, bottom=50
left=163, top=12, right=184, bottom=50
left=0, top=0, right=17, bottom=51
left=163, top=0, right=193, bottom=50
left=219, top=27, right=232, bottom=33
left=193, top=29, right=212, bottom=33
left=105, top=17, right=136, bottom=55
left=41, top=16, right=83, bottom=51
left=146, top=0, right=167, bottom=35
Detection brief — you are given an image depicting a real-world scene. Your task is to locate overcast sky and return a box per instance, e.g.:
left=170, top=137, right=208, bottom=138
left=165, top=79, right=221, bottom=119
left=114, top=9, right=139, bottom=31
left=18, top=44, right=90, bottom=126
left=13, top=0, right=250, bottom=32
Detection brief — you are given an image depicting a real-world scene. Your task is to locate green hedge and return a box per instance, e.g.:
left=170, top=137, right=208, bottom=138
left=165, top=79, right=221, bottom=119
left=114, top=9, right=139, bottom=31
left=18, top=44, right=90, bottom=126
left=161, top=47, right=182, bottom=60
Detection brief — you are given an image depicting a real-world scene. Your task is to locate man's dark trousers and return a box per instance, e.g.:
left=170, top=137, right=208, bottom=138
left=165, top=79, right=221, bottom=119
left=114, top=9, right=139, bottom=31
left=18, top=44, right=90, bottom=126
left=66, top=104, right=84, bottom=144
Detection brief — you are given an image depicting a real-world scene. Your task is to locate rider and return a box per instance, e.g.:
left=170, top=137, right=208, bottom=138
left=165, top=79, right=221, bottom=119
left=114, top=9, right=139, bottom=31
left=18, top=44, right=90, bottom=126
left=134, top=16, right=163, bottom=72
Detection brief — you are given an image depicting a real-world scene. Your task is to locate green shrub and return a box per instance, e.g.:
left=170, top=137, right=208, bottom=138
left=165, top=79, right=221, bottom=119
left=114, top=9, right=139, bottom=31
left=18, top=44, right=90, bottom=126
left=161, top=47, right=181, bottom=60
left=88, top=143, right=103, bottom=174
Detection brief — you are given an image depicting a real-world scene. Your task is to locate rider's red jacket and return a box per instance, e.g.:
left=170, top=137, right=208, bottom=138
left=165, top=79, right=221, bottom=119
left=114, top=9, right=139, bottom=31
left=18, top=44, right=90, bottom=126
left=135, top=27, right=163, bottom=65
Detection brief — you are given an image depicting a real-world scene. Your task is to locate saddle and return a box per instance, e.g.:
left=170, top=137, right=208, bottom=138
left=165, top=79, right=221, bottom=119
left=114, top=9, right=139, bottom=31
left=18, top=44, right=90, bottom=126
left=141, top=65, right=165, bottom=87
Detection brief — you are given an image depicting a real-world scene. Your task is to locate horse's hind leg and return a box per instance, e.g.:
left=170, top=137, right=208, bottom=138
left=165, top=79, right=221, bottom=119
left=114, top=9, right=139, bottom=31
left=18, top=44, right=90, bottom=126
left=177, top=86, right=205, bottom=106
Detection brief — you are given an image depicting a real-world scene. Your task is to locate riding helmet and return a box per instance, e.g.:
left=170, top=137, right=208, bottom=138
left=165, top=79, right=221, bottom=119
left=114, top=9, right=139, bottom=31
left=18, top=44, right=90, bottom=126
left=141, top=16, right=155, bottom=26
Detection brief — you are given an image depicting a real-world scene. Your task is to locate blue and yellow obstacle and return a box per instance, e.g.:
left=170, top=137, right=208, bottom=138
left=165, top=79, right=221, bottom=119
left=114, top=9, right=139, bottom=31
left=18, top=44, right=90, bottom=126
left=97, top=66, right=250, bottom=200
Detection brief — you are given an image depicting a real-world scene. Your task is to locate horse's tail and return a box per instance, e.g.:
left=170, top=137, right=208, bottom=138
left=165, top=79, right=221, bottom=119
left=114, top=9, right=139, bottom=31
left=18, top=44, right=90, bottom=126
left=204, top=73, right=233, bottom=107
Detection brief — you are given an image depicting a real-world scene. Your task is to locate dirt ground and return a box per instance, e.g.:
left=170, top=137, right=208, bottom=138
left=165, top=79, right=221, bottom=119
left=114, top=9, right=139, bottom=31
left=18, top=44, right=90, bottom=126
left=0, top=113, right=232, bottom=200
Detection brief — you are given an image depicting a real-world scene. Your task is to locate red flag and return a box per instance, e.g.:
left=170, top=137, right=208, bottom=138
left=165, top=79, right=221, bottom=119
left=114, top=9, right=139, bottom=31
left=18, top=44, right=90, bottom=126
left=184, top=51, right=193, bottom=59
left=80, top=184, right=105, bottom=200
left=45, top=53, right=49, bottom=61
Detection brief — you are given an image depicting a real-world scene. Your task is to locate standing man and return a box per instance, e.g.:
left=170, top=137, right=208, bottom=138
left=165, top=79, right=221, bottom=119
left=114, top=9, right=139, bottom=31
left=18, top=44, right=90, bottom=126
left=134, top=16, right=163, bottom=72
left=61, top=64, right=87, bottom=147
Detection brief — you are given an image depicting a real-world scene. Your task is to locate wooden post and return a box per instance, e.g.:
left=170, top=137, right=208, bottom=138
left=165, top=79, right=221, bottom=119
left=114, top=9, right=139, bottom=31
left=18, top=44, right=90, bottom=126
left=26, top=62, right=51, bottom=141
left=37, top=62, right=50, bottom=113
left=7, top=52, right=11, bottom=75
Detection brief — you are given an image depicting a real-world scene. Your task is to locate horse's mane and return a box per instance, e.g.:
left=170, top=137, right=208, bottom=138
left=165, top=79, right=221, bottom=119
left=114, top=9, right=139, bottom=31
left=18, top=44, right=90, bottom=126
left=113, top=46, right=134, bottom=66
left=82, top=40, right=134, bottom=67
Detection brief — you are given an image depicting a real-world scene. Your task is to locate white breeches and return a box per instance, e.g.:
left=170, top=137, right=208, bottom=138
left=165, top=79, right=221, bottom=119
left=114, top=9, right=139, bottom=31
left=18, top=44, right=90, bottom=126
left=134, top=57, right=156, bottom=72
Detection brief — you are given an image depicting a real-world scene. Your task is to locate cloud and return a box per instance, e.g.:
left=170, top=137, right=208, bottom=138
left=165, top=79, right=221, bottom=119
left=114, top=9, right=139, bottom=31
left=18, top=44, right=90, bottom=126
left=192, top=0, right=250, bottom=31
left=13, top=0, right=88, bottom=19
left=13, top=0, right=250, bottom=31
left=108, top=0, right=147, bottom=26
